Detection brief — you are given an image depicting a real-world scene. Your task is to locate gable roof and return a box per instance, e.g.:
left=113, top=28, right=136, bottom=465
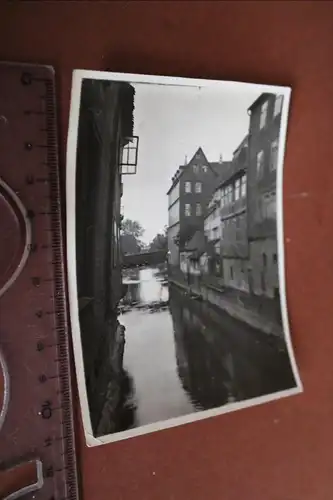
left=188, top=146, right=208, bottom=165
left=233, top=135, right=248, bottom=156
left=210, top=161, right=233, bottom=188
left=167, top=147, right=219, bottom=195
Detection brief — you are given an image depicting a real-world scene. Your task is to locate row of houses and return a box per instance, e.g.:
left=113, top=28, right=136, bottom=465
left=167, top=92, right=284, bottom=300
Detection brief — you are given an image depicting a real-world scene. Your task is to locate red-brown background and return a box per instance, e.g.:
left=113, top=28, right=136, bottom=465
left=1, top=1, right=333, bottom=499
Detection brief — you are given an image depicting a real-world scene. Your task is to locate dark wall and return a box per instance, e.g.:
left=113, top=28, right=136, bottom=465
left=220, top=173, right=248, bottom=259
left=179, top=151, right=219, bottom=246
left=76, top=81, right=125, bottom=433
left=247, top=94, right=281, bottom=240
left=2, top=3, right=333, bottom=500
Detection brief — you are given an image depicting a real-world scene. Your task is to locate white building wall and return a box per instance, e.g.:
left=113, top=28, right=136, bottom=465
left=167, top=222, right=180, bottom=266
left=208, top=187, right=222, bottom=209
left=204, top=207, right=221, bottom=242
left=168, top=182, right=180, bottom=207
left=168, top=199, right=180, bottom=227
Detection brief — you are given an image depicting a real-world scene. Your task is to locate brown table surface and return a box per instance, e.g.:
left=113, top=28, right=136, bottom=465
left=1, top=2, right=333, bottom=499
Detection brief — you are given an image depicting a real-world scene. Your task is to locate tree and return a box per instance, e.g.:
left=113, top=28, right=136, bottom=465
left=120, top=218, right=145, bottom=254
left=121, top=218, right=144, bottom=239
left=149, top=226, right=168, bottom=252
left=120, top=233, right=141, bottom=255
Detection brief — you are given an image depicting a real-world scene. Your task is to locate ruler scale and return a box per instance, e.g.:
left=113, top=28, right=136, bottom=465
left=0, top=63, right=79, bottom=500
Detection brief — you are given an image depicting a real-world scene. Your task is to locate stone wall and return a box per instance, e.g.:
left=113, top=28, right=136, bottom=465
left=248, top=239, right=278, bottom=298
left=76, top=80, right=134, bottom=436
left=223, top=258, right=249, bottom=292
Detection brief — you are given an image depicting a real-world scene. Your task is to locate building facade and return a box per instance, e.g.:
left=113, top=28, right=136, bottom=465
left=75, top=79, right=137, bottom=435
left=167, top=147, right=226, bottom=268
left=167, top=178, right=180, bottom=265
left=247, top=93, right=283, bottom=298
left=204, top=188, right=223, bottom=244
left=220, top=137, right=249, bottom=291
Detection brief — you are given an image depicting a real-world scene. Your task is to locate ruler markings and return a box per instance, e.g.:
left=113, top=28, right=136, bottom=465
left=0, top=63, right=79, bottom=500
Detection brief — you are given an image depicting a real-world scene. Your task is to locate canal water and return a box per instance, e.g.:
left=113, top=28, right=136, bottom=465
left=119, top=267, right=295, bottom=430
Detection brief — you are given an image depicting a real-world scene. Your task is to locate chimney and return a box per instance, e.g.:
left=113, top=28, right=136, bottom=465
left=219, top=154, right=223, bottom=164
left=184, top=155, right=188, bottom=165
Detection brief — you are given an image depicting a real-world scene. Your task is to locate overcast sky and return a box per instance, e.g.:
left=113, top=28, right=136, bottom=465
left=121, top=82, right=262, bottom=244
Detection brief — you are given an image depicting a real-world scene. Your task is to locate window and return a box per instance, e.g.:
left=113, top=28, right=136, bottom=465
left=202, top=165, right=208, bottom=173
left=228, top=185, right=233, bottom=204
left=185, top=181, right=191, bottom=193
left=270, top=139, right=278, bottom=170
left=261, top=191, right=276, bottom=219
left=262, top=253, right=267, bottom=268
left=235, top=179, right=240, bottom=200
left=241, top=174, right=246, bottom=197
left=256, top=150, right=264, bottom=177
left=230, top=266, right=234, bottom=281
left=221, top=221, right=225, bottom=238
left=273, top=253, right=277, bottom=264
left=196, top=203, right=202, bottom=216
left=260, top=101, right=268, bottom=129
left=232, top=218, right=237, bottom=241
left=120, top=136, right=139, bottom=174
left=274, top=95, right=283, bottom=117
left=185, top=203, right=191, bottom=216
left=220, top=189, right=225, bottom=207
left=235, top=216, right=242, bottom=242
left=195, top=182, right=202, bottom=193
left=192, top=164, right=199, bottom=173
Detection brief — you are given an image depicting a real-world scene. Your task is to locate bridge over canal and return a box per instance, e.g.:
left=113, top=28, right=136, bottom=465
left=121, top=249, right=168, bottom=269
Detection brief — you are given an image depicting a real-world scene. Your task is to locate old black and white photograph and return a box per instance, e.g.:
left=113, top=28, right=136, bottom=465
left=66, top=71, right=302, bottom=445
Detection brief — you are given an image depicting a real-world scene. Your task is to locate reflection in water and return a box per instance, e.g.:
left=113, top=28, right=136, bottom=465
left=121, top=268, right=194, bottom=428
left=118, top=267, right=295, bottom=430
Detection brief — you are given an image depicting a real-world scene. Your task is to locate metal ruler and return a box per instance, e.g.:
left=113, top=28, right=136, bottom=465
left=0, top=62, right=79, bottom=500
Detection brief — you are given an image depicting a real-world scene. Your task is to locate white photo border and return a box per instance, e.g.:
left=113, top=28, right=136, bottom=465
left=66, top=70, right=303, bottom=447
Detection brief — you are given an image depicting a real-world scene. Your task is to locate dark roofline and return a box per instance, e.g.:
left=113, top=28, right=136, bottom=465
left=232, top=135, right=249, bottom=156
left=166, top=176, right=180, bottom=195
left=217, top=166, right=246, bottom=191
left=166, top=147, right=220, bottom=195
left=247, top=92, right=275, bottom=113
left=204, top=201, right=219, bottom=219
left=206, top=164, right=246, bottom=198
